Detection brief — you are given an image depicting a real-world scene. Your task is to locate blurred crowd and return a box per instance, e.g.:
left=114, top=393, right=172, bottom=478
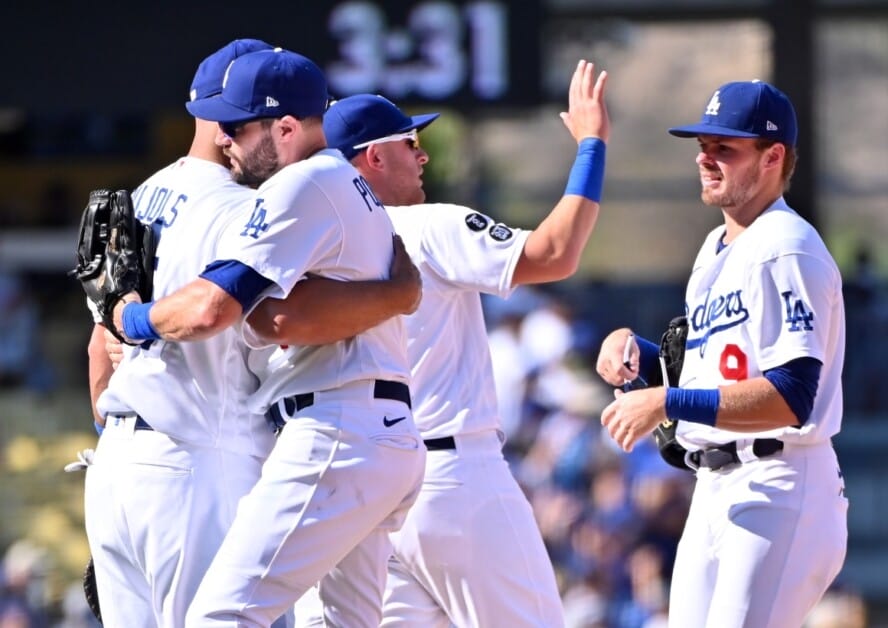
left=0, top=540, right=99, bottom=627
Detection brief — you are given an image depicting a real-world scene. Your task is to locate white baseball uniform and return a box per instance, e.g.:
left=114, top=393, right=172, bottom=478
left=85, top=157, right=275, bottom=628
left=186, top=149, right=425, bottom=628
left=376, top=203, right=565, bottom=627
left=670, top=198, right=848, bottom=627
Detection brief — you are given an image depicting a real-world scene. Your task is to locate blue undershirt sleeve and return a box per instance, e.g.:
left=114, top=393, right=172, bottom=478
left=763, top=356, right=822, bottom=426
left=636, top=335, right=660, bottom=384
left=199, top=260, right=274, bottom=312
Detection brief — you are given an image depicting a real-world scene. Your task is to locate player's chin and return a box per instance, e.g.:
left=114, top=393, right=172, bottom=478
left=700, top=183, right=723, bottom=205
left=229, top=161, right=246, bottom=180
left=408, top=182, right=426, bottom=205
left=700, top=190, right=721, bottom=206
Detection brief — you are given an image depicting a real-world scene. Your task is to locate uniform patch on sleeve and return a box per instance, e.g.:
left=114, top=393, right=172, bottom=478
left=488, top=223, right=513, bottom=241
left=781, top=291, right=815, bottom=331
left=465, top=212, right=489, bottom=231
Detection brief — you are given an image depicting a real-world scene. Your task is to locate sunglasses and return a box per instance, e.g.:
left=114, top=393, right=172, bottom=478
left=219, top=120, right=248, bottom=139
left=219, top=118, right=276, bottom=140
left=353, top=129, right=421, bottom=151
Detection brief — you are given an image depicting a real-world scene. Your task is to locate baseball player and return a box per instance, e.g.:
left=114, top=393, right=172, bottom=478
left=84, top=41, right=420, bottom=627
left=301, top=59, right=608, bottom=627
left=595, top=81, right=848, bottom=627
left=107, top=49, right=426, bottom=627
left=83, top=38, right=277, bottom=628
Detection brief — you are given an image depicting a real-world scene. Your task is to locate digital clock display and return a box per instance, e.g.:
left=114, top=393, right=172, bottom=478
left=320, top=0, right=542, bottom=105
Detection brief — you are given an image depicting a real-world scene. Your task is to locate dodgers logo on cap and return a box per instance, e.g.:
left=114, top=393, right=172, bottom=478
left=668, top=80, right=798, bottom=147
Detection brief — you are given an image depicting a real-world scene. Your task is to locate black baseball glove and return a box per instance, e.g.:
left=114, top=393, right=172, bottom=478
left=650, top=316, right=691, bottom=470
left=70, top=189, right=155, bottom=344
left=83, top=556, right=102, bottom=623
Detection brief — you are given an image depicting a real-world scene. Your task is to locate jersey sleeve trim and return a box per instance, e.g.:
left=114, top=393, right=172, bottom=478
left=200, top=260, right=274, bottom=312
left=763, top=356, right=822, bottom=426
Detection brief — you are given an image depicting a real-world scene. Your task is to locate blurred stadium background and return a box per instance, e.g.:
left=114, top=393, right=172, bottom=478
left=1, top=1, right=885, bottom=626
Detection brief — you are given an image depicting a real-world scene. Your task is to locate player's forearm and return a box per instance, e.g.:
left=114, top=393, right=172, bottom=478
left=512, top=136, right=605, bottom=286
left=115, top=278, right=242, bottom=342
left=248, top=277, right=411, bottom=346
left=87, top=324, right=112, bottom=425
left=149, top=279, right=242, bottom=341
left=513, top=195, right=599, bottom=285
left=714, top=377, right=800, bottom=431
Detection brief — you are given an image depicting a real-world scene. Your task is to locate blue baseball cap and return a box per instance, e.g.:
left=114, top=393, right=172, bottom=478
left=188, top=38, right=274, bottom=102
left=186, top=49, right=329, bottom=123
left=668, top=80, right=798, bottom=147
left=323, top=94, right=440, bottom=160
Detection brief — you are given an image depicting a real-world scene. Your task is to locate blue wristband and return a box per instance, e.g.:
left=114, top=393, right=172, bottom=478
left=122, top=302, right=161, bottom=341
left=564, top=137, right=606, bottom=202
left=94, top=421, right=104, bottom=435
left=665, top=388, right=720, bottom=427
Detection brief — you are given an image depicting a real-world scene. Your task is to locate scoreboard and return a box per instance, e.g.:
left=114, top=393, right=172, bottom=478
left=1, top=1, right=543, bottom=112
left=320, top=1, right=542, bottom=105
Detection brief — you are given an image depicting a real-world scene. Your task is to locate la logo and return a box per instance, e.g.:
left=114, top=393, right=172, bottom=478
left=705, top=91, right=721, bottom=116
left=781, top=291, right=814, bottom=332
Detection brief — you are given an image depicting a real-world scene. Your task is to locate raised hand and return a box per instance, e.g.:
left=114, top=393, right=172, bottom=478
left=560, top=59, right=610, bottom=144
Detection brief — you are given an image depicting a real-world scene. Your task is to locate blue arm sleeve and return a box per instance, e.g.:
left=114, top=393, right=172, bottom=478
left=199, top=260, right=274, bottom=312
left=763, top=356, right=822, bottom=426
left=636, top=335, right=660, bottom=384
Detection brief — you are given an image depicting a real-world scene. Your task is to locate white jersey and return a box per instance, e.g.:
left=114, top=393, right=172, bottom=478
left=676, top=198, right=845, bottom=449
left=386, top=203, right=530, bottom=438
left=227, top=149, right=411, bottom=414
left=96, top=157, right=275, bottom=458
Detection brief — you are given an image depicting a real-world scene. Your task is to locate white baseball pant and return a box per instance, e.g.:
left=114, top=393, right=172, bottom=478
left=186, top=384, right=425, bottom=627
left=668, top=440, right=848, bottom=627
left=84, top=416, right=266, bottom=628
left=381, top=429, right=565, bottom=628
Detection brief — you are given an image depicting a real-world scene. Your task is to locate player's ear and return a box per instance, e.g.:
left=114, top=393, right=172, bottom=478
left=763, top=142, right=785, bottom=169
left=275, top=115, right=298, bottom=138
left=362, top=144, right=387, bottom=171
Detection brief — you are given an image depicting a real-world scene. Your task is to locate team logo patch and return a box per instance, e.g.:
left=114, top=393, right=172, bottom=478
left=489, top=224, right=513, bottom=241
left=465, top=212, right=489, bottom=232
left=781, top=291, right=814, bottom=331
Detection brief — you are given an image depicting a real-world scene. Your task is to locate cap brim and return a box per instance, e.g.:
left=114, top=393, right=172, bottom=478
left=185, top=97, right=262, bottom=124
left=668, top=123, right=759, bottom=139
left=403, top=112, right=440, bottom=133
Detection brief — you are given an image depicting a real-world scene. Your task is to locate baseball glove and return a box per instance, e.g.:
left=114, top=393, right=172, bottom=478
left=83, top=556, right=102, bottom=623
left=650, top=316, right=692, bottom=470
left=70, top=189, right=155, bottom=344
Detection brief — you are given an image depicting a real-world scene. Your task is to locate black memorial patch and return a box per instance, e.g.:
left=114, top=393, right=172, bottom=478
left=465, top=212, right=489, bottom=232
left=488, top=223, right=513, bottom=241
